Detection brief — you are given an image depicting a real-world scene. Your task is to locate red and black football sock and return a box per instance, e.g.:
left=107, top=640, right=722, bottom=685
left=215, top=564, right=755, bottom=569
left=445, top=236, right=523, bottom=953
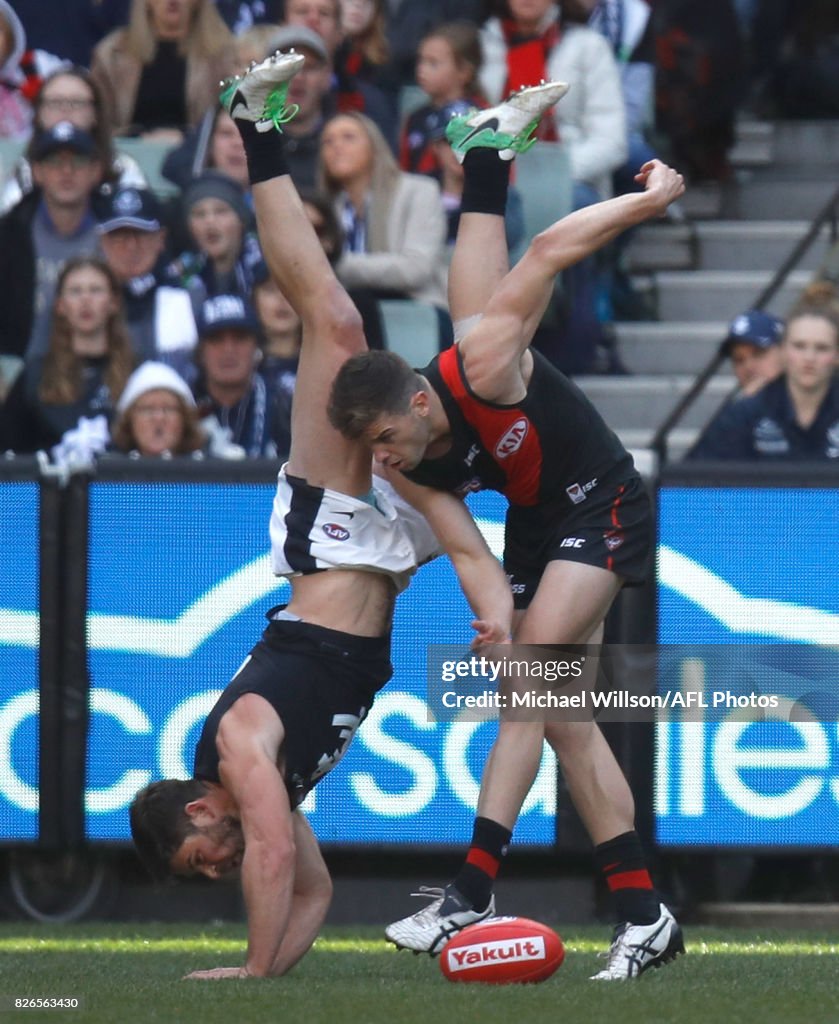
left=235, top=118, right=290, bottom=185
left=452, top=816, right=512, bottom=912
left=461, top=148, right=511, bottom=217
left=594, top=830, right=660, bottom=925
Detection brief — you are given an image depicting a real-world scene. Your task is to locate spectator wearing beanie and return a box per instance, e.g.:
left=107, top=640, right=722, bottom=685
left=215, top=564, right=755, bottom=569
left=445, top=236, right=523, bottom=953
left=169, top=170, right=262, bottom=306
left=109, top=360, right=206, bottom=457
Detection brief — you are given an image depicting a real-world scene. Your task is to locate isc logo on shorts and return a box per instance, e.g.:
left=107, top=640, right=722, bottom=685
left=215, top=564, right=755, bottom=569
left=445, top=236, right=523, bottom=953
left=566, top=478, right=598, bottom=504
left=495, top=418, right=529, bottom=459
left=322, top=523, right=350, bottom=541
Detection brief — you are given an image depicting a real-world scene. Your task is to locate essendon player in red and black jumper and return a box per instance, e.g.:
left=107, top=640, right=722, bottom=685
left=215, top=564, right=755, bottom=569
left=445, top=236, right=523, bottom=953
left=330, top=114, right=687, bottom=976
left=403, top=344, right=651, bottom=608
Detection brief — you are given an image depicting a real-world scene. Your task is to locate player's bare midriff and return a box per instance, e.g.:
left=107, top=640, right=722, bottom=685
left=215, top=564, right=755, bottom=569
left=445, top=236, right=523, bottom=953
left=285, top=569, right=396, bottom=637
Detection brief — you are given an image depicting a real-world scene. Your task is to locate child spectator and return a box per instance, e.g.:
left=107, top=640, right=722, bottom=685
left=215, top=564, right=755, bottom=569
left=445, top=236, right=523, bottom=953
left=252, top=260, right=301, bottom=404
left=719, top=309, right=785, bottom=397
left=170, top=170, right=262, bottom=304
left=400, top=22, right=483, bottom=178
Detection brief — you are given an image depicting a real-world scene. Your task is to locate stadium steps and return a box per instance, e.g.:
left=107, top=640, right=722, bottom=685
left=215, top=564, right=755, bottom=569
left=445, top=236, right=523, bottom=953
left=628, top=221, right=830, bottom=274
left=574, top=116, right=839, bottom=462
left=649, top=268, right=812, bottom=322
left=614, top=322, right=728, bottom=374
left=575, top=375, right=733, bottom=430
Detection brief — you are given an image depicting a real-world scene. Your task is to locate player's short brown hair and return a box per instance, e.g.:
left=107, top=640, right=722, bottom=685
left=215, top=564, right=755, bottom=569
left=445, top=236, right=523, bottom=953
left=328, top=350, right=424, bottom=439
left=129, top=779, right=208, bottom=880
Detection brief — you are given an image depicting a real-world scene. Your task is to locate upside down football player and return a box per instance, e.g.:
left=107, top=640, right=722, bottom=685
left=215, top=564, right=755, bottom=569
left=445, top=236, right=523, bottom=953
left=127, top=53, right=567, bottom=980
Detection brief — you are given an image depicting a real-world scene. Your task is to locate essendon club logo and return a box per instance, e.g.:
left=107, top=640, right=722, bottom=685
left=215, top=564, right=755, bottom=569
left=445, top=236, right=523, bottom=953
left=604, top=530, right=623, bottom=551
left=495, top=418, right=529, bottom=459
left=447, top=936, right=546, bottom=971
left=322, top=523, right=350, bottom=541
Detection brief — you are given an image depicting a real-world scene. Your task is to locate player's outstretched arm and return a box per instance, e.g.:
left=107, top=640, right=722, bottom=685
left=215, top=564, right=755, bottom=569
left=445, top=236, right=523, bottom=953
left=461, top=160, right=685, bottom=400
left=386, top=469, right=513, bottom=649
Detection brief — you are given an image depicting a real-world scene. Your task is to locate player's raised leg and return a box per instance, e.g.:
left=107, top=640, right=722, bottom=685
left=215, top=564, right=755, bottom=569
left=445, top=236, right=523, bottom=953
left=221, top=51, right=370, bottom=494
left=458, top=160, right=685, bottom=368
left=446, top=82, right=569, bottom=327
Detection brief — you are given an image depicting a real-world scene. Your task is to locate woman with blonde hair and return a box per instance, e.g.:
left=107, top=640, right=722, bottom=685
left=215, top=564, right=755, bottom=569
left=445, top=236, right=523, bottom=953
left=318, top=111, right=448, bottom=316
left=0, top=258, right=135, bottom=462
left=688, top=283, right=839, bottom=461
left=90, top=0, right=236, bottom=139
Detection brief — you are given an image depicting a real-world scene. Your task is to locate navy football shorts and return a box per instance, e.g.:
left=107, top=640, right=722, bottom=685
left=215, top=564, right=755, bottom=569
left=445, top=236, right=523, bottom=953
left=197, top=616, right=392, bottom=807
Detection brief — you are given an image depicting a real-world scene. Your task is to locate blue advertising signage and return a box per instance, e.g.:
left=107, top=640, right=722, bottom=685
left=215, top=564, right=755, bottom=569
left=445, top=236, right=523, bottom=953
left=0, top=480, right=40, bottom=842
left=85, top=477, right=556, bottom=846
left=656, top=481, right=839, bottom=846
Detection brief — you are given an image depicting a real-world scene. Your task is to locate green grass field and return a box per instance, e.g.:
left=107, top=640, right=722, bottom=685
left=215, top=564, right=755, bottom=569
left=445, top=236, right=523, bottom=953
left=1, top=922, right=837, bottom=1024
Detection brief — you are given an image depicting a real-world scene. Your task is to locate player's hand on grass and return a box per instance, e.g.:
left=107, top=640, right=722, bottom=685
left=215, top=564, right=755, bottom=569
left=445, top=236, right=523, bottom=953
left=183, top=966, right=251, bottom=980
left=470, top=619, right=512, bottom=651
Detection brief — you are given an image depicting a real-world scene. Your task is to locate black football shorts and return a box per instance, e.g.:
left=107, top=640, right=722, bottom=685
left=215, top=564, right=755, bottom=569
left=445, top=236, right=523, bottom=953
left=503, top=475, right=652, bottom=609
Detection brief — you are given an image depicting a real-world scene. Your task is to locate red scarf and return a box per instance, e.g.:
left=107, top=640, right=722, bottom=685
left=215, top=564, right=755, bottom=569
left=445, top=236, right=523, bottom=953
left=501, top=19, right=561, bottom=141
left=1, top=51, right=44, bottom=101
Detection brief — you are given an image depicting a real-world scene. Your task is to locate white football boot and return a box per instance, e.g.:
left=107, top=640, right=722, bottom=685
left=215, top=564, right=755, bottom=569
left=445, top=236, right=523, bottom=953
left=590, top=903, right=685, bottom=980
left=219, top=50, right=304, bottom=133
left=445, top=81, right=570, bottom=162
left=385, top=884, right=496, bottom=955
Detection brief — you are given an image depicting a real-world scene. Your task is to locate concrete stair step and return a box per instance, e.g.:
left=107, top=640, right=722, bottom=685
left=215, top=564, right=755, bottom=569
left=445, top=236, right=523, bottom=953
left=627, top=220, right=829, bottom=274
left=615, top=321, right=728, bottom=374
left=648, top=269, right=812, bottom=321
left=626, top=223, right=694, bottom=272
left=724, top=177, right=837, bottom=220
left=574, top=374, right=732, bottom=430
left=694, top=221, right=829, bottom=271
left=627, top=220, right=830, bottom=274
left=771, top=121, right=839, bottom=165
left=729, top=119, right=774, bottom=166
left=681, top=183, right=723, bottom=220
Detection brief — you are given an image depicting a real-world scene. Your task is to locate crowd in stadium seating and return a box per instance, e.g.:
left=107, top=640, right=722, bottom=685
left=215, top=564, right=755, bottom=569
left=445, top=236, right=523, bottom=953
left=0, top=0, right=834, bottom=463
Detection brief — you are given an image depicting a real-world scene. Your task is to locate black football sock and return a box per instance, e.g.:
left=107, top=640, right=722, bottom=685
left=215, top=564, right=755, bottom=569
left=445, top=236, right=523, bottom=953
left=451, top=816, right=512, bottom=912
left=235, top=117, right=290, bottom=185
left=461, top=148, right=511, bottom=217
left=594, top=830, right=660, bottom=925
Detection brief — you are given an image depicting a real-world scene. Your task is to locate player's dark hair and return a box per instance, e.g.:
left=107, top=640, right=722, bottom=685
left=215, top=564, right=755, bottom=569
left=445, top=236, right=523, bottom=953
left=129, top=779, right=208, bottom=880
left=328, top=350, right=423, bottom=439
